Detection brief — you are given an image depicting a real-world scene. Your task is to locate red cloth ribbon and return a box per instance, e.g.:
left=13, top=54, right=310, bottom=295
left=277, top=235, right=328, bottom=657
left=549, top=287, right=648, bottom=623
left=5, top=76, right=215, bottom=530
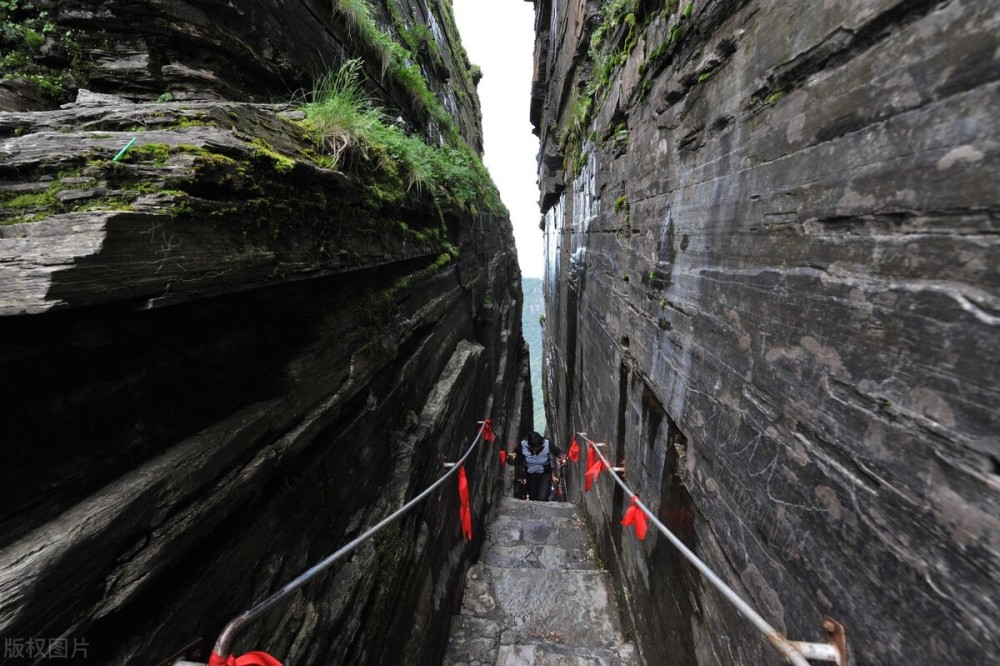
left=585, top=443, right=597, bottom=491
left=568, top=436, right=580, bottom=462
left=207, top=652, right=282, bottom=666
left=482, top=419, right=495, bottom=442
left=499, top=449, right=507, bottom=466
left=585, top=459, right=604, bottom=488
left=458, top=464, right=473, bottom=541
left=621, top=495, right=648, bottom=541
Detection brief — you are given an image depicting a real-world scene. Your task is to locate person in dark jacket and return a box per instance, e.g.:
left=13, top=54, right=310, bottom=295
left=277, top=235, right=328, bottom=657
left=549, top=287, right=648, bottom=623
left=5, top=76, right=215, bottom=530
left=512, top=431, right=566, bottom=501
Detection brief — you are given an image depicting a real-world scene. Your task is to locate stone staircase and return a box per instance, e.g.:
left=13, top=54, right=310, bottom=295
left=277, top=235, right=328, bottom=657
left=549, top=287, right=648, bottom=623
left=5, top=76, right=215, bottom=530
left=443, top=497, right=640, bottom=665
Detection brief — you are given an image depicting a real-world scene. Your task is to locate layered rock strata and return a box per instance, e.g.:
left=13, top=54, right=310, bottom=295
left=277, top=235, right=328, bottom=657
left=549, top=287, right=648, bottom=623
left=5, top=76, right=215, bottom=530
left=0, top=1, right=527, bottom=664
left=533, top=0, right=999, bottom=664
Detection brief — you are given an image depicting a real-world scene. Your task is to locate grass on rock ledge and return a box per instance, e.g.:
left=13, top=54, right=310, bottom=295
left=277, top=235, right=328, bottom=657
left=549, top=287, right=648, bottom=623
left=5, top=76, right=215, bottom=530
left=298, top=59, right=505, bottom=218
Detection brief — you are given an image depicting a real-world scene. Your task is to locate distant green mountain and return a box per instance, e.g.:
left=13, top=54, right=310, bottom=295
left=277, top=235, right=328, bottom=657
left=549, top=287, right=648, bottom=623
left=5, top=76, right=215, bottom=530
left=522, top=277, right=546, bottom=434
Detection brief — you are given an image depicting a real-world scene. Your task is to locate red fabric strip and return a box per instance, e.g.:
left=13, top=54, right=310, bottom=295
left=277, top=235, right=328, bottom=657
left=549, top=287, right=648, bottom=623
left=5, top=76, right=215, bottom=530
left=458, top=464, right=473, bottom=540
left=585, top=443, right=596, bottom=491
left=621, top=495, right=648, bottom=541
left=208, top=651, right=283, bottom=666
left=568, top=436, right=580, bottom=462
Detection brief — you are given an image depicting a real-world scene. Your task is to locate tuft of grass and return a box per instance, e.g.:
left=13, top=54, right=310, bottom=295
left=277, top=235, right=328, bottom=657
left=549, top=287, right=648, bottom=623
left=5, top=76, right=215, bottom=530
left=300, top=58, right=382, bottom=166
left=299, top=60, right=504, bottom=217
left=331, top=0, right=458, bottom=144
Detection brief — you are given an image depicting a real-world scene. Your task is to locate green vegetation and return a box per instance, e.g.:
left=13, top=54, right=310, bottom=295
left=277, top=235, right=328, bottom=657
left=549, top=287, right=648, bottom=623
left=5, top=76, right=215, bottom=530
left=299, top=58, right=504, bottom=217
left=331, top=0, right=458, bottom=144
left=765, top=90, right=786, bottom=105
left=608, top=122, right=629, bottom=151
left=0, top=167, right=140, bottom=225
left=250, top=137, right=295, bottom=172
left=588, top=0, right=643, bottom=100
left=639, top=79, right=652, bottom=101
left=0, top=0, right=93, bottom=104
left=649, top=43, right=669, bottom=62
left=387, top=2, right=445, bottom=77
left=558, top=0, right=703, bottom=180
left=299, top=59, right=381, bottom=164
left=559, top=0, right=697, bottom=177
left=122, top=143, right=171, bottom=165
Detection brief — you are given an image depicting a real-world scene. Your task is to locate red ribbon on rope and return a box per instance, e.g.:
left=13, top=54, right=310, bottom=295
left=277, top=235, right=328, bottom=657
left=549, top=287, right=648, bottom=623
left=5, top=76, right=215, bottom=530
left=584, top=443, right=597, bottom=492
left=499, top=449, right=507, bottom=466
left=207, top=651, right=282, bottom=666
left=482, top=419, right=495, bottom=443
left=621, top=494, right=648, bottom=541
left=568, top=436, right=580, bottom=462
left=458, top=464, right=473, bottom=541
left=585, top=459, right=604, bottom=488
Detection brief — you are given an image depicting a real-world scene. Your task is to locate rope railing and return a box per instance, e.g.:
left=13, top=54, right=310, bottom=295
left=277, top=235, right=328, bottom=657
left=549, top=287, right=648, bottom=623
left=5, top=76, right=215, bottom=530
left=577, top=432, right=846, bottom=666
left=199, top=418, right=493, bottom=664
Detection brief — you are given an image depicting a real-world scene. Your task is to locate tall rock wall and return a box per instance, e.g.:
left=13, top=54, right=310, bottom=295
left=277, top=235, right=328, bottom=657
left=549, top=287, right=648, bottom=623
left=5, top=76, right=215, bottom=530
left=533, top=0, right=998, bottom=664
left=0, top=1, right=529, bottom=664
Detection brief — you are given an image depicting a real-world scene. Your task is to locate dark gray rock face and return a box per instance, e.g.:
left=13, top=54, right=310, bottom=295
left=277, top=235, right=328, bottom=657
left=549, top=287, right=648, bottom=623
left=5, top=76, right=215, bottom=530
left=0, top=2, right=526, bottom=665
left=533, top=0, right=998, bottom=664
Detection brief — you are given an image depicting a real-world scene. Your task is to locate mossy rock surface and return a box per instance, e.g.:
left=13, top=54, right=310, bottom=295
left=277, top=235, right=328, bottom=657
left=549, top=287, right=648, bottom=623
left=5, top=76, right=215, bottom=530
left=0, top=95, right=468, bottom=314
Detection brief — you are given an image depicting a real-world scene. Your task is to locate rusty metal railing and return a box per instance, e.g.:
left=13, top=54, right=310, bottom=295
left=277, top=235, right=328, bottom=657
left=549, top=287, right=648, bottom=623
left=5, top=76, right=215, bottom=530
left=194, top=418, right=492, bottom=664
left=578, top=432, right=847, bottom=666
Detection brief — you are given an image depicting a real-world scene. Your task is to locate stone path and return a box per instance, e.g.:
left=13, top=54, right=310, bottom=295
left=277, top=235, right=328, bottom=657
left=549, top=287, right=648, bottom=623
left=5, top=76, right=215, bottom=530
left=443, top=497, right=640, bottom=665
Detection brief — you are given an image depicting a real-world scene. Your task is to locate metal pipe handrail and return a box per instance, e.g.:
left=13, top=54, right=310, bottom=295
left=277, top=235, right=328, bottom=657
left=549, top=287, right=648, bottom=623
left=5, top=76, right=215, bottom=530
left=578, top=432, right=840, bottom=666
left=209, top=419, right=491, bottom=660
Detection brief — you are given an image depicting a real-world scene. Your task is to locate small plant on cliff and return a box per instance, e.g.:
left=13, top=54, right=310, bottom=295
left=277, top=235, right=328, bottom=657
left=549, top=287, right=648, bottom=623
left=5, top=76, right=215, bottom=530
left=331, top=0, right=459, bottom=145
left=301, top=58, right=381, bottom=164
left=0, top=1, right=90, bottom=104
left=299, top=60, right=504, bottom=216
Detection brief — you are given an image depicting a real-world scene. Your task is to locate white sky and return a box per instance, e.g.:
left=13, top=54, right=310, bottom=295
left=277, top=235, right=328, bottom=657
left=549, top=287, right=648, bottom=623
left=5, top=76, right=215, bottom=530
left=453, top=0, right=543, bottom=278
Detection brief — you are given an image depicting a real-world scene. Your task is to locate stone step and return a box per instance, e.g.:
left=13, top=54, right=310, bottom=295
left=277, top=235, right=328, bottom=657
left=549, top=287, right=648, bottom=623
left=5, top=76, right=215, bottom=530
left=444, top=496, right=640, bottom=665
left=460, top=563, right=627, bottom=649
left=484, top=513, right=593, bottom=570
left=444, top=616, right=639, bottom=666
left=495, top=496, right=577, bottom=519
left=496, top=641, right=639, bottom=665
left=480, top=543, right=598, bottom=571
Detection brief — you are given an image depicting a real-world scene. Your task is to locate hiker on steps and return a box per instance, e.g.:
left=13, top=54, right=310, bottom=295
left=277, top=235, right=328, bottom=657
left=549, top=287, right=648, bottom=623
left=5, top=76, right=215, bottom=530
left=511, top=431, right=567, bottom=501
